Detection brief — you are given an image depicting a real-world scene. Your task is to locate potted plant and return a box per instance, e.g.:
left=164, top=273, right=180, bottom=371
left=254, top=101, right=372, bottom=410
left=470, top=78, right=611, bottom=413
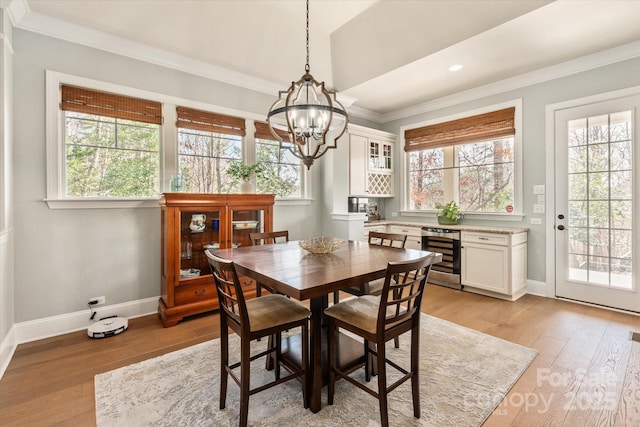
left=435, top=201, right=462, bottom=225
left=227, top=162, right=264, bottom=193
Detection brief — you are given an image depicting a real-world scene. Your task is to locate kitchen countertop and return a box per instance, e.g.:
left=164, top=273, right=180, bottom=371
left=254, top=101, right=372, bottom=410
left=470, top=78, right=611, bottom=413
left=364, top=220, right=528, bottom=234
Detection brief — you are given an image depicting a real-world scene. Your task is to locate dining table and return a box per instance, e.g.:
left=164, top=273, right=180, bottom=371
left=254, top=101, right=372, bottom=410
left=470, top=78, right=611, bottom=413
left=213, top=239, right=442, bottom=413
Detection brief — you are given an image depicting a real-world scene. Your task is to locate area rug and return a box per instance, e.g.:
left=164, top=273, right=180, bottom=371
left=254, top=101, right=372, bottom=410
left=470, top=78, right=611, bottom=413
left=95, top=314, right=536, bottom=426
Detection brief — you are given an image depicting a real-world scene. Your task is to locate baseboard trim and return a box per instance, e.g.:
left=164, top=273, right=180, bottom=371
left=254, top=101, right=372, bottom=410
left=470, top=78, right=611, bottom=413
left=0, top=325, right=17, bottom=380
left=13, top=297, right=159, bottom=345
left=0, top=297, right=159, bottom=381
left=525, top=279, right=548, bottom=297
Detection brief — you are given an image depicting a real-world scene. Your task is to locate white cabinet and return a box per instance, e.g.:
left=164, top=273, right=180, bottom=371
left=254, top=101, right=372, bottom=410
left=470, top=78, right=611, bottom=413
left=349, top=125, right=395, bottom=197
left=387, top=225, right=422, bottom=250
left=461, top=231, right=527, bottom=301
left=363, top=224, right=386, bottom=241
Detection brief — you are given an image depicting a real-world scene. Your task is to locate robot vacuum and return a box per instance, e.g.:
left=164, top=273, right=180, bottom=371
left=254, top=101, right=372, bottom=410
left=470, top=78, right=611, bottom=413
left=87, top=316, right=128, bottom=339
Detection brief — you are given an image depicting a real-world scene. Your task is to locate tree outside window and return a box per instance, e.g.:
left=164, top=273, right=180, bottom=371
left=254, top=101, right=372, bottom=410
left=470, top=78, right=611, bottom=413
left=65, top=112, right=160, bottom=197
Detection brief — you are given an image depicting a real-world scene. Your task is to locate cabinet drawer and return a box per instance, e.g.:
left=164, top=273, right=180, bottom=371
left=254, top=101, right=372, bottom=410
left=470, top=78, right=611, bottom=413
left=175, top=282, right=217, bottom=305
left=461, top=231, right=510, bottom=246
left=364, top=225, right=387, bottom=239
left=387, top=225, right=421, bottom=237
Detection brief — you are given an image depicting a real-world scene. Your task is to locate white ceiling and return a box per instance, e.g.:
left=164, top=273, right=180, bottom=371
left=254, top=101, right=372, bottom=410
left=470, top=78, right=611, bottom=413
left=8, top=0, right=640, bottom=121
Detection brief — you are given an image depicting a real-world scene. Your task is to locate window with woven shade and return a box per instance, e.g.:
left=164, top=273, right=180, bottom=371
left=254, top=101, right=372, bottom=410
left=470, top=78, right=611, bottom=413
left=61, top=84, right=162, bottom=198
left=254, top=122, right=303, bottom=198
left=405, top=104, right=521, bottom=214
left=176, top=106, right=245, bottom=193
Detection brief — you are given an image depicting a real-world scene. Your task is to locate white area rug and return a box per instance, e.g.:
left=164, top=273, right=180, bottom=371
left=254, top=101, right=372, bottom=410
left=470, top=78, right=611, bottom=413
left=95, top=314, right=536, bottom=426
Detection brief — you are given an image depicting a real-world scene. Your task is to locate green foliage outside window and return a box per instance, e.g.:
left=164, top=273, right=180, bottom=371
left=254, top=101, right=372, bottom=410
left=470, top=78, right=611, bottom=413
left=65, top=112, right=159, bottom=197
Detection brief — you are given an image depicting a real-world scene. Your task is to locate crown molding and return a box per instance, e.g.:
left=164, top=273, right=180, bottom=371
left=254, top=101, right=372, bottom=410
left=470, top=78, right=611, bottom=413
left=10, top=6, right=287, bottom=97
left=7, top=1, right=640, bottom=125
left=381, top=40, right=640, bottom=123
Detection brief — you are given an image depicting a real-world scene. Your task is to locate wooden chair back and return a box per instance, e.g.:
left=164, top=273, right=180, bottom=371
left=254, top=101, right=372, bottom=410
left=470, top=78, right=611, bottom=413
left=205, top=250, right=248, bottom=331
left=368, top=231, right=407, bottom=248
left=249, top=230, right=289, bottom=245
left=377, top=254, right=434, bottom=336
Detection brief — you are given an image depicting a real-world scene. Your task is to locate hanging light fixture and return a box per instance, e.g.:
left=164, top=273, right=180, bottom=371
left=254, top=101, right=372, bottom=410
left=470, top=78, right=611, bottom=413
left=266, top=0, right=349, bottom=170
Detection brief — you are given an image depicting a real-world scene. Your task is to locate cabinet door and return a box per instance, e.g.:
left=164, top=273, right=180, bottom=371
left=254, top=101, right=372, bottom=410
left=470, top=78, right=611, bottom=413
left=461, top=242, right=509, bottom=293
left=387, top=225, right=421, bottom=250
left=349, top=134, right=368, bottom=196
left=369, top=140, right=393, bottom=172
left=178, top=207, right=227, bottom=282
left=229, top=206, right=269, bottom=248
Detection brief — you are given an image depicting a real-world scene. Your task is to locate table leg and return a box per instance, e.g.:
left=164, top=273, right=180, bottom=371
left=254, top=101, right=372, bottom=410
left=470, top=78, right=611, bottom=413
left=308, top=295, right=326, bottom=413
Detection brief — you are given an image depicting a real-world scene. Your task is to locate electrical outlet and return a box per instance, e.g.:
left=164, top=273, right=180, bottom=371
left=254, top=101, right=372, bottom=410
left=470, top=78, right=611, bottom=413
left=89, top=296, right=106, bottom=305
left=533, top=204, right=545, bottom=214
left=530, top=218, right=542, bottom=225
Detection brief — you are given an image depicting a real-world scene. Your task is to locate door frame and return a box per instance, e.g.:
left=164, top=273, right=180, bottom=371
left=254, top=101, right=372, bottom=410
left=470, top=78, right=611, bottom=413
left=544, top=85, right=640, bottom=304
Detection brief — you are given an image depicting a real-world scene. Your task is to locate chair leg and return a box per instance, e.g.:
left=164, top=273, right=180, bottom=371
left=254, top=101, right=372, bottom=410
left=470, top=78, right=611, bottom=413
left=364, top=339, right=371, bottom=382
left=240, top=336, right=251, bottom=427
left=265, top=334, right=275, bottom=370
left=274, top=331, right=282, bottom=381
left=411, top=327, right=421, bottom=418
left=301, top=322, right=309, bottom=409
left=394, top=336, right=400, bottom=348
left=376, top=341, right=389, bottom=427
left=327, top=320, right=336, bottom=405
left=333, top=291, right=339, bottom=305
left=219, top=318, right=229, bottom=410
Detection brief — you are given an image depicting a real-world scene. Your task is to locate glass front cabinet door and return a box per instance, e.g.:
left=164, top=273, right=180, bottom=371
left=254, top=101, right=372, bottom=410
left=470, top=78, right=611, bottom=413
left=159, top=193, right=275, bottom=327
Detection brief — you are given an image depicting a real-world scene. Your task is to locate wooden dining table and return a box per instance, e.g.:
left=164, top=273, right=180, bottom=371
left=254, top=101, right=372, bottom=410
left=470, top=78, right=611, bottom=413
left=214, top=239, right=442, bottom=413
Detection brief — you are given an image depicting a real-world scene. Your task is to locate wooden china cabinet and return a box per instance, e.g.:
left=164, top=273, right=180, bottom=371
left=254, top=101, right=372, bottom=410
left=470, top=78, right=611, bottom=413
left=158, top=193, right=275, bottom=327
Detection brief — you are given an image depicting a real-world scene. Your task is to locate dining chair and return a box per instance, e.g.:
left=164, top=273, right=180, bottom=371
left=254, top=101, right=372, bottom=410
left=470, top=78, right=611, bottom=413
left=205, top=249, right=310, bottom=427
left=333, top=231, right=408, bottom=304
left=324, top=254, right=434, bottom=427
left=249, top=230, right=289, bottom=297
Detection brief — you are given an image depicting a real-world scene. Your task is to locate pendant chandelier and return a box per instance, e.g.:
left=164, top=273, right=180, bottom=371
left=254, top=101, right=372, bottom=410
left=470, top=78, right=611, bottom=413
left=266, top=0, right=349, bottom=170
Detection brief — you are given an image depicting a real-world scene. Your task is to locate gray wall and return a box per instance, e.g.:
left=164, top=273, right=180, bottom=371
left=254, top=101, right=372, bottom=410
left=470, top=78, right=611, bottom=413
left=382, top=57, right=640, bottom=283
left=11, top=29, right=323, bottom=322
left=1, top=7, right=15, bottom=349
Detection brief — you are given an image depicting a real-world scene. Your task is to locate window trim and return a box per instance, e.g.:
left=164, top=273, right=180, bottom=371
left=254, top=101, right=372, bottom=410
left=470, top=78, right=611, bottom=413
left=400, top=99, right=523, bottom=219
left=45, top=71, right=311, bottom=209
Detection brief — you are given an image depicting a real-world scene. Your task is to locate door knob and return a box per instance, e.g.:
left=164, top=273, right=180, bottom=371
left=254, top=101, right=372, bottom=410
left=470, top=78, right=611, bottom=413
left=557, top=225, right=565, bottom=230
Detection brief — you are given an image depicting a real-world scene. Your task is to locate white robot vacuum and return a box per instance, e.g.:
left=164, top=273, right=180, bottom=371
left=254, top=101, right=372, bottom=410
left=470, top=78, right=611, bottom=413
left=87, top=316, right=128, bottom=339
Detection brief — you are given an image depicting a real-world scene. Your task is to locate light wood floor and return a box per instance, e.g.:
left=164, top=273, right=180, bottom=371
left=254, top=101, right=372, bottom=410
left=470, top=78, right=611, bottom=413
left=1, top=285, right=638, bottom=426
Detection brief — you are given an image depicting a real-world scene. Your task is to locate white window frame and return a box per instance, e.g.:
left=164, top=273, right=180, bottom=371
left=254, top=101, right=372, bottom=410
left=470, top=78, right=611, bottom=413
left=45, top=71, right=311, bottom=209
left=400, top=99, right=524, bottom=221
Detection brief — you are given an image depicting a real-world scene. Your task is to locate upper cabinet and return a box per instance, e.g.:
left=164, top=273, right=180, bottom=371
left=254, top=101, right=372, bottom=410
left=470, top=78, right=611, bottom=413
left=349, top=125, right=396, bottom=197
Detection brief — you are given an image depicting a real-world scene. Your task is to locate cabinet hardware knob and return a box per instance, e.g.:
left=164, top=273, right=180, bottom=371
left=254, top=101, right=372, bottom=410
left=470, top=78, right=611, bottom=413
left=194, top=289, right=207, bottom=296
left=479, top=237, right=489, bottom=240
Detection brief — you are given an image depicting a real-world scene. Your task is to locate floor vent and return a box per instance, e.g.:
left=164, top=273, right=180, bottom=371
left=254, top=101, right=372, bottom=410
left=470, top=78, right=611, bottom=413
left=632, top=332, right=640, bottom=343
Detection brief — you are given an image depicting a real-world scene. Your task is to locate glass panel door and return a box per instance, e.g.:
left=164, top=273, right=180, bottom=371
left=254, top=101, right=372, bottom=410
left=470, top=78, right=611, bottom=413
left=555, top=95, right=639, bottom=312
left=231, top=208, right=265, bottom=248
left=179, top=207, right=224, bottom=280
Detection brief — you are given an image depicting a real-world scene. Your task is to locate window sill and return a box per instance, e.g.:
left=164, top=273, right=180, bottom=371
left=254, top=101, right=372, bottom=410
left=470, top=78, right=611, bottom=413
left=274, top=198, right=313, bottom=206
left=45, top=198, right=160, bottom=210
left=399, top=210, right=525, bottom=222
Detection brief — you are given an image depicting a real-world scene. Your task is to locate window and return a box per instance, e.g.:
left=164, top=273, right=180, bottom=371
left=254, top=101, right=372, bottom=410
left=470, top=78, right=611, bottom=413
left=61, top=85, right=161, bottom=197
left=176, top=106, right=245, bottom=193
left=46, top=71, right=311, bottom=208
left=254, top=122, right=303, bottom=198
left=405, top=103, right=521, bottom=215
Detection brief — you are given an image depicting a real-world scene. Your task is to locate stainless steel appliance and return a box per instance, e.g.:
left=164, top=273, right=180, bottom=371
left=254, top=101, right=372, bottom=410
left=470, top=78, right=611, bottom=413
left=421, top=227, right=462, bottom=290
left=348, top=197, right=368, bottom=213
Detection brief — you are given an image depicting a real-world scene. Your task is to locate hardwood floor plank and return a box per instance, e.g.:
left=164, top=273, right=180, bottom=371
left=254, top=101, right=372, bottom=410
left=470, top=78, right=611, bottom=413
left=1, top=288, right=638, bottom=427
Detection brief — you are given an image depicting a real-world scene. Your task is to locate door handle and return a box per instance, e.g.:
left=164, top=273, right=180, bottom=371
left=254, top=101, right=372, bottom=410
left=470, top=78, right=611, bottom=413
left=557, top=225, right=565, bottom=230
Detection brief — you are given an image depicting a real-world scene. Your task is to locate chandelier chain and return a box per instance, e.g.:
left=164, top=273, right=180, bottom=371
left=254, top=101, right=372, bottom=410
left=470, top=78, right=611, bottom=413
left=305, top=0, right=310, bottom=72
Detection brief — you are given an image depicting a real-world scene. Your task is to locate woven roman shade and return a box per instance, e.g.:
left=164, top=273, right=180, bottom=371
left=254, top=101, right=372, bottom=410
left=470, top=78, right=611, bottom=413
left=254, top=121, right=289, bottom=141
left=176, top=106, right=246, bottom=136
left=404, top=107, right=515, bottom=152
left=60, top=85, right=162, bottom=125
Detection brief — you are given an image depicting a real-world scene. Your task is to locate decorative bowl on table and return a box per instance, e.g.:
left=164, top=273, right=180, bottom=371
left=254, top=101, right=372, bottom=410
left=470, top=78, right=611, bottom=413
left=298, top=237, right=345, bottom=254
left=180, top=268, right=200, bottom=279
